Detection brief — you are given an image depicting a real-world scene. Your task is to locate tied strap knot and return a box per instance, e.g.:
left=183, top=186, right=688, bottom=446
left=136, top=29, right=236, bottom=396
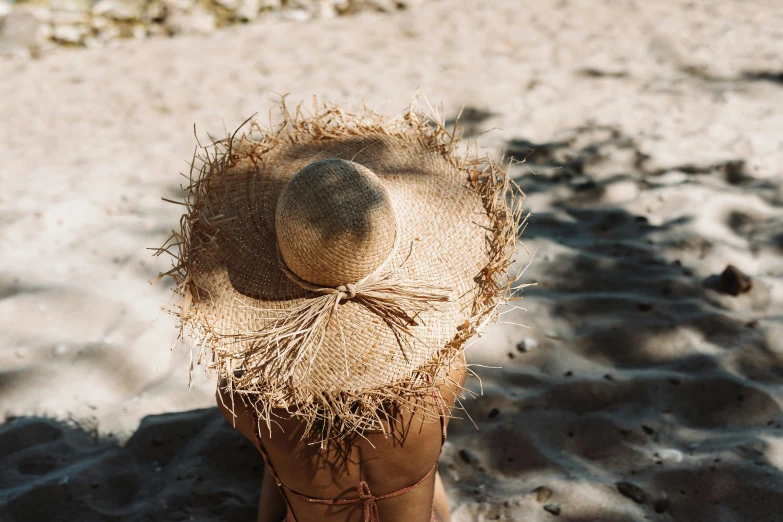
left=270, top=237, right=452, bottom=382
left=336, top=283, right=357, bottom=301
left=357, top=481, right=380, bottom=522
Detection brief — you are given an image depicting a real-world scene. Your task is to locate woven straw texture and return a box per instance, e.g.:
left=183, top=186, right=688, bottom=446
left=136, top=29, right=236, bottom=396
left=276, top=159, right=399, bottom=288
left=156, top=98, right=526, bottom=440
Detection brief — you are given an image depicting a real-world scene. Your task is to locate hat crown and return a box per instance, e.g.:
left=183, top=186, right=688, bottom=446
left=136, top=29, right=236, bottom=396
left=275, top=159, right=397, bottom=288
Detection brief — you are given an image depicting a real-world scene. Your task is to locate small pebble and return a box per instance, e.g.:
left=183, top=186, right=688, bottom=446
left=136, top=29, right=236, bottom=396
left=543, top=503, right=561, bottom=516
left=458, top=448, right=480, bottom=466
left=616, top=481, right=646, bottom=504
left=718, top=265, right=752, bottom=296
left=534, top=486, right=553, bottom=503
left=516, top=337, right=538, bottom=352
left=657, top=448, right=683, bottom=463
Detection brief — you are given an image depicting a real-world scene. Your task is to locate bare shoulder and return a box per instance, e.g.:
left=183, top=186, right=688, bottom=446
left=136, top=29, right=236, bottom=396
left=432, top=351, right=468, bottom=429
left=216, top=384, right=259, bottom=445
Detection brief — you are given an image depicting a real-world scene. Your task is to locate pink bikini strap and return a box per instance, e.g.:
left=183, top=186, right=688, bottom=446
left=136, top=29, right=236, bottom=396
left=290, top=383, right=448, bottom=522
left=291, top=464, right=437, bottom=522
left=248, top=408, right=297, bottom=515
left=250, top=372, right=449, bottom=522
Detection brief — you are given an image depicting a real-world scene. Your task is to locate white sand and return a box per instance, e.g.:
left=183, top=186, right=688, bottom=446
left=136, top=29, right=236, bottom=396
left=1, top=0, right=782, bottom=520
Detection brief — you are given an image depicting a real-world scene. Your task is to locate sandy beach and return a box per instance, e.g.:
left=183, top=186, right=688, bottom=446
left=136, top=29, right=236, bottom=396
left=1, top=0, right=783, bottom=520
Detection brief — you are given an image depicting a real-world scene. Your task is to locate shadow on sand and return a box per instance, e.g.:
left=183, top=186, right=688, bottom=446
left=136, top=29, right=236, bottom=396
left=441, top=121, right=783, bottom=520
left=0, top=409, right=263, bottom=522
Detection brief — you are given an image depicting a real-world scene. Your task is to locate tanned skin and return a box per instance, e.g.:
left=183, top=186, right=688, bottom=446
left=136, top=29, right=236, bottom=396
left=217, top=352, right=467, bottom=522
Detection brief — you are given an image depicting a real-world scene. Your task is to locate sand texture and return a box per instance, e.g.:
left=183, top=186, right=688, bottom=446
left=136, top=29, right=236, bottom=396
left=1, top=0, right=783, bottom=520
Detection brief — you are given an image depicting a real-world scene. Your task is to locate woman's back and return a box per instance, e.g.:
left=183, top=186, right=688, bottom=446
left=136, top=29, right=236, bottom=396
left=219, top=357, right=465, bottom=522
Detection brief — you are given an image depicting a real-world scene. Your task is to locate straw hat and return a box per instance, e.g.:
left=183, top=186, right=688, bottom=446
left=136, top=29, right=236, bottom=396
left=156, top=98, right=525, bottom=440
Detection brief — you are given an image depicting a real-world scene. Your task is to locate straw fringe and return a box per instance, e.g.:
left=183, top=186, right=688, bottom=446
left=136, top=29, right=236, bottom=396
left=153, top=94, right=527, bottom=444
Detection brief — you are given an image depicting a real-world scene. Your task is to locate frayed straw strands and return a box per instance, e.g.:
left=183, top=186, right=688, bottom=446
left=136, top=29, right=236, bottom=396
left=153, top=95, right=528, bottom=445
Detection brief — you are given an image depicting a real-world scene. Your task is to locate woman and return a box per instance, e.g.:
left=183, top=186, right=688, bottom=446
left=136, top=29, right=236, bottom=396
left=217, top=352, right=465, bottom=522
left=158, top=99, right=523, bottom=522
